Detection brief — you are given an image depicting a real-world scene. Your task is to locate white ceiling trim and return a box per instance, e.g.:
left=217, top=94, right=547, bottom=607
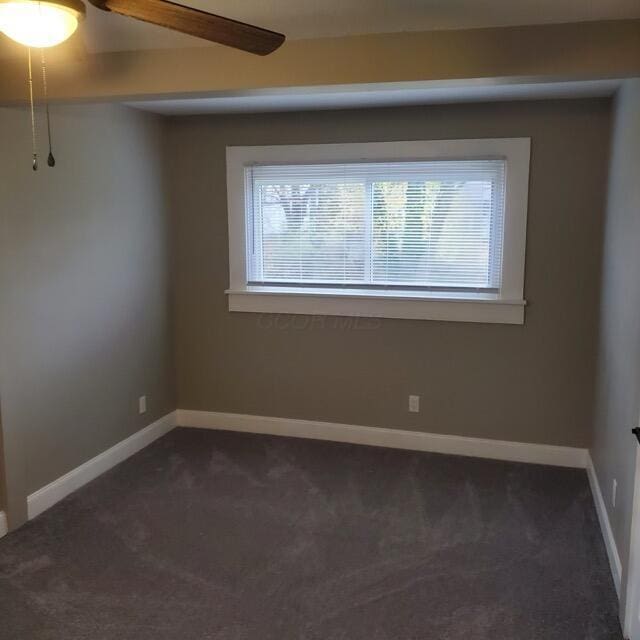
left=125, top=78, right=621, bottom=116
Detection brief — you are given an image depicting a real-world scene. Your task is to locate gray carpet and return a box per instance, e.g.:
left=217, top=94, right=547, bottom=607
left=0, top=427, right=622, bottom=639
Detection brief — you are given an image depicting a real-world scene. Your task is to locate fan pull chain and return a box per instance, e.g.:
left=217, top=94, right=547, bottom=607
left=27, top=48, right=38, bottom=171
left=40, top=49, right=55, bottom=167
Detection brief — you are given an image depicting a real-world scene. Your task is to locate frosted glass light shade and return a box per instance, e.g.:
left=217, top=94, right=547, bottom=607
left=0, top=0, right=83, bottom=48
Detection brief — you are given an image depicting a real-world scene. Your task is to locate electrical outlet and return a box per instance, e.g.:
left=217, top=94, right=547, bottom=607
left=612, top=479, right=617, bottom=508
left=138, top=395, right=147, bottom=415
left=409, top=395, right=420, bottom=413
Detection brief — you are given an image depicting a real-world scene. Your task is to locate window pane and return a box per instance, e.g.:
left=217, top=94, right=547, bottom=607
left=257, top=182, right=366, bottom=284
left=372, top=179, right=495, bottom=288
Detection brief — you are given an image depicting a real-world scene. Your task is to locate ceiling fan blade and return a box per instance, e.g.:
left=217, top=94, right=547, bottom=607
left=88, top=0, right=285, bottom=55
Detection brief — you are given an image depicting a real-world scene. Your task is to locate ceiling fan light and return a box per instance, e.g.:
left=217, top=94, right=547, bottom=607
left=0, top=0, right=84, bottom=48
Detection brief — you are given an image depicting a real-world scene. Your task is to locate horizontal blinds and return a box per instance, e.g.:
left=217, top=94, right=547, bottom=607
left=247, top=160, right=505, bottom=291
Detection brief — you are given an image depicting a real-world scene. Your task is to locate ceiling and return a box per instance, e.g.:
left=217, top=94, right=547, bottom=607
left=79, top=0, right=640, bottom=53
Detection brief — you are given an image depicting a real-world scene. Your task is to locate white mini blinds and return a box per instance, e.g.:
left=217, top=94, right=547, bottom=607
left=246, top=160, right=506, bottom=293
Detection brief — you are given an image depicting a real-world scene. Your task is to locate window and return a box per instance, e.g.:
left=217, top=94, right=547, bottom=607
left=227, top=139, right=530, bottom=324
left=249, top=160, right=504, bottom=291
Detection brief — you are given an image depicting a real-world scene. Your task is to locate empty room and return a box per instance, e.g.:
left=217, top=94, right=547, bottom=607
left=1, top=1, right=640, bottom=638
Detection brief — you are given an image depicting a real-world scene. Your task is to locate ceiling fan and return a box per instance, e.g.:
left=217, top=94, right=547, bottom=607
left=0, top=0, right=284, bottom=171
left=0, top=0, right=286, bottom=55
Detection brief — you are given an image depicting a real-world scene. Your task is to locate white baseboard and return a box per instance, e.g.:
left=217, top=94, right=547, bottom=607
left=0, top=511, right=7, bottom=539
left=27, top=411, right=177, bottom=520
left=622, top=446, right=640, bottom=638
left=586, top=453, right=622, bottom=597
left=177, top=409, right=588, bottom=469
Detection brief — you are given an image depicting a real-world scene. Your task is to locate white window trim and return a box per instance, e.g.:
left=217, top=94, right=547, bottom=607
left=226, top=138, right=530, bottom=325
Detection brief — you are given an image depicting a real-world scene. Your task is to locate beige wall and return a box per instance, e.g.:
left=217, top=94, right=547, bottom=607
left=591, top=80, right=640, bottom=615
left=0, top=96, right=620, bottom=530
left=0, top=104, right=175, bottom=527
left=167, top=98, right=610, bottom=448
left=0, top=422, right=5, bottom=512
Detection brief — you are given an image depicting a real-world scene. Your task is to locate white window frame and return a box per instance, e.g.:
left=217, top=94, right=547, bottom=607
left=226, top=139, right=530, bottom=324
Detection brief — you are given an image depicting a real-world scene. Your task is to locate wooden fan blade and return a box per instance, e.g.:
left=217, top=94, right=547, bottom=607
left=88, top=0, right=285, bottom=55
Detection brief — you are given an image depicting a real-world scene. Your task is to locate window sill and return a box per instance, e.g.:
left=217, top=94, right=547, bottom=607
left=226, top=287, right=526, bottom=324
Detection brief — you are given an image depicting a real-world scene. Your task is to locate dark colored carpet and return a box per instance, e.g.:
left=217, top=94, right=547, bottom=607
left=0, top=427, right=622, bottom=639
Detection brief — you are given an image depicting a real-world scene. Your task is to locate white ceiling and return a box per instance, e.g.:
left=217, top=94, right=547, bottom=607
left=80, top=0, right=640, bottom=53
left=126, top=79, right=621, bottom=116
